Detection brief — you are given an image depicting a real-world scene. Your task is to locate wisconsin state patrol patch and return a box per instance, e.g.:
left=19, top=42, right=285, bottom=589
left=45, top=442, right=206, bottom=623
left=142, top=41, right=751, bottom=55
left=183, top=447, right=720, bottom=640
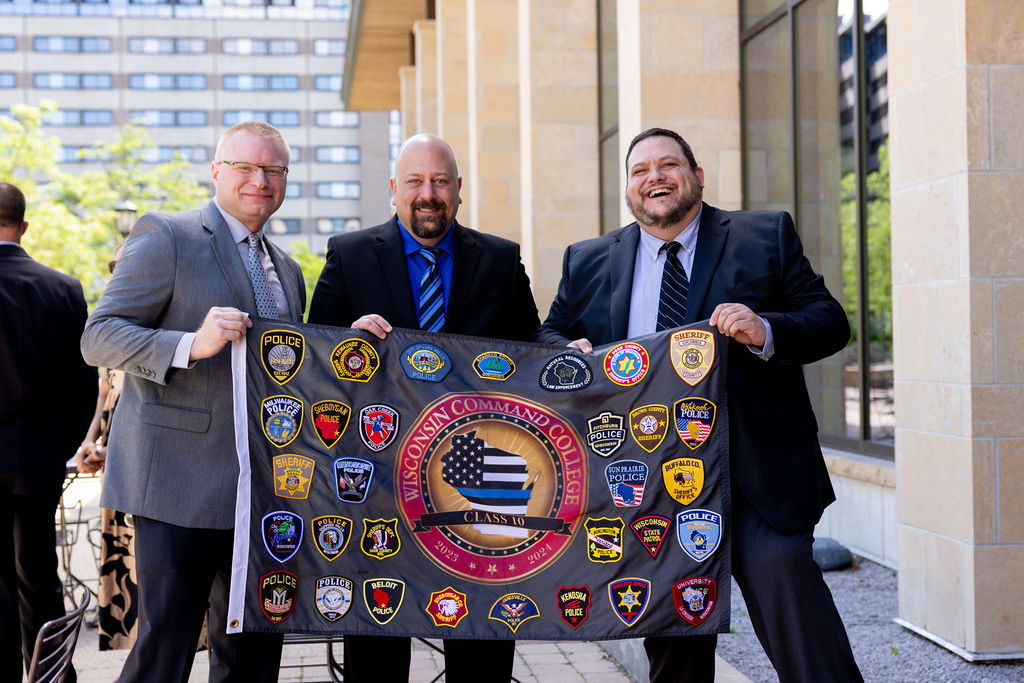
left=260, top=330, right=304, bottom=386
left=360, top=518, right=401, bottom=560
left=261, top=395, right=302, bottom=448
left=539, top=354, right=592, bottom=391
left=674, top=398, right=716, bottom=450
left=312, top=515, right=353, bottom=561
left=330, top=338, right=380, bottom=382
left=425, top=586, right=469, bottom=628
left=310, top=400, right=351, bottom=449
left=661, top=457, right=705, bottom=505
left=670, top=329, right=715, bottom=387
left=605, top=459, right=648, bottom=507
left=363, top=578, right=405, bottom=625
left=359, top=404, right=399, bottom=452
left=262, top=511, right=303, bottom=562
left=272, top=454, right=315, bottom=500
left=488, top=593, right=540, bottom=634
left=608, top=578, right=651, bottom=627
left=676, top=509, right=722, bottom=562
left=556, top=585, right=591, bottom=629
left=314, top=576, right=353, bottom=622
left=401, top=343, right=452, bottom=382
left=473, top=351, right=515, bottom=380
left=260, top=570, right=297, bottom=623
left=585, top=517, right=624, bottom=563
left=333, top=457, right=374, bottom=503
left=603, top=342, right=649, bottom=386
left=629, top=404, right=669, bottom=453
left=586, top=411, right=626, bottom=457
left=673, top=576, right=716, bottom=626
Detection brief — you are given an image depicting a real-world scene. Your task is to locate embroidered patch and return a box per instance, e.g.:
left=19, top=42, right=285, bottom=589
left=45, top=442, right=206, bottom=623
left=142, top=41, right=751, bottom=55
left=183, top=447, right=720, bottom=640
left=333, top=457, right=374, bottom=504
left=629, top=514, right=673, bottom=559
left=670, top=329, right=715, bottom=387
left=539, top=354, right=593, bottom=392
left=360, top=518, right=401, bottom=560
left=259, top=570, right=297, bottom=623
left=608, top=578, right=651, bottom=627
left=603, top=342, right=649, bottom=387
left=629, top=403, right=669, bottom=453
left=363, top=578, right=405, bottom=625
left=488, top=593, right=540, bottom=634
left=330, top=338, right=380, bottom=382
left=661, top=457, right=705, bottom=505
left=556, top=585, right=592, bottom=630
left=260, top=330, right=304, bottom=386
left=673, top=576, right=717, bottom=626
left=401, top=342, right=452, bottom=382
left=359, top=404, right=399, bottom=452
left=605, top=459, right=649, bottom=507
left=676, top=509, right=722, bottom=562
left=473, top=351, right=516, bottom=381
left=262, top=511, right=303, bottom=563
left=261, top=395, right=302, bottom=448
left=425, top=586, right=469, bottom=628
left=673, top=398, right=716, bottom=450
left=310, top=400, right=351, bottom=449
left=311, top=515, right=353, bottom=561
left=315, top=576, right=353, bottom=622
left=272, top=454, right=314, bottom=500
left=586, top=411, right=626, bottom=457
left=585, top=516, right=624, bottom=563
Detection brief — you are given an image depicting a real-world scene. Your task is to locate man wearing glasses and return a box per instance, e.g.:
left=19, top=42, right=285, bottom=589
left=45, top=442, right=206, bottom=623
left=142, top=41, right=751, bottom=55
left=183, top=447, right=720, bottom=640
left=82, top=121, right=305, bottom=682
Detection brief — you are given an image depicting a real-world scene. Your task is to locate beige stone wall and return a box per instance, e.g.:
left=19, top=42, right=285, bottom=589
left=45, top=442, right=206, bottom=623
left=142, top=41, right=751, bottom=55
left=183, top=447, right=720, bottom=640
left=436, top=0, right=471, bottom=221
left=399, top=65, right=418, bottom=141
left=414, top=20, right=439, bottom=135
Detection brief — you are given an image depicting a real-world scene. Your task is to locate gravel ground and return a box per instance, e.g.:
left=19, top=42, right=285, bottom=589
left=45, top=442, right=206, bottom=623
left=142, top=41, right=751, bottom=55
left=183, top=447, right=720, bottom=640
left=716, top=555, right=1024, bottom=682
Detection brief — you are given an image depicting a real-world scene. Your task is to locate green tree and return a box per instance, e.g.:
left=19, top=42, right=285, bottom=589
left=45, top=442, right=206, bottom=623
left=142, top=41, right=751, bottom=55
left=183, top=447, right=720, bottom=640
left=287, top=241, right=326, bottom=322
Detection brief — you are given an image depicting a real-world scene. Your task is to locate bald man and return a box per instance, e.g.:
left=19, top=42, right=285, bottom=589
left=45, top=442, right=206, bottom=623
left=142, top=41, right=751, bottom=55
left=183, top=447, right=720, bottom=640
left=308, top=135, right=539, bottom=682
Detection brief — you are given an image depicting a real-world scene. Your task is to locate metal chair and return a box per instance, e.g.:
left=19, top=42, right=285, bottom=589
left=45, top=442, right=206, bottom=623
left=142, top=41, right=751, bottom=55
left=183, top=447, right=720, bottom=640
left=26, top=590, right=91, bottom=683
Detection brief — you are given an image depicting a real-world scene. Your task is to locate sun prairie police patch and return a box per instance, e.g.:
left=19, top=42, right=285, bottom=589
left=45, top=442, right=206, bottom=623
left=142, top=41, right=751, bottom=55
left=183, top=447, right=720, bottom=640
left=312, top=515, right=353, bottom=561
left=585, top=517, right=624, bottom=563
left=310, top=400, right=351, bottom=449
left=488, top=593, right=540, bottom=634
left=629, top=514, right=672, bottom=559
left=315, top=576, right=353, bottom=622
left=425, top=586, right=469, bottom=628
left=608, top=578, right=651, bottom=627
left=260, top=570, right=297, bottom=623
left=363, top=578, right=405, bottom=625
left=603, top=342, right=649, bottom=386
left=586, top=411, right=626, bottom=457
left=330, top=338, right=380, bottom=382
left=260, top=330, right=304, bottom=386
left=262, top=511, right=303, bottom=562
left=539, top=354, right=593, bottom=392
left=605, top=459, right=648, bottom=507
left=661, top=457, right=705, bottom=505
left=670, top=329, right=715, bottom=387
left=673, top=576, right=717, bottom=626
left=261, top=395, right=302, bottom=448
left=473, top=351, right=515, bottom=381
left=360, top=518, right=401, bottom=560
left=333, top=457, right=374, bottom=504
left=359, top=404, right=398, bottom=452
left=674, top=398, right=716, bottom=450
left=272, top=454, right=314, bottom=500
left=629, top=404, right=669, bottom=453
left=556, top=585, right=591, bottom=629
left=676, top=509, right=722, bottom=562
left=401, top=343, right=452, bottom=382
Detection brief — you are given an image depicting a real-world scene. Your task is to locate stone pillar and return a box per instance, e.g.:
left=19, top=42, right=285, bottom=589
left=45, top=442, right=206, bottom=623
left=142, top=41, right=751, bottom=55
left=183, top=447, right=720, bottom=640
left=413, top=20, right=438, bottom=134
left=436, top=0, right=471, bottom=220
left=399, top=65, right=418, bottom=141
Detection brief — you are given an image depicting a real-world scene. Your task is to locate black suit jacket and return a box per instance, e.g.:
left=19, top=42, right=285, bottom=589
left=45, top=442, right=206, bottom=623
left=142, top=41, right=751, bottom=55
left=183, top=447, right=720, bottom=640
left=536, top=204, right=850, bottom=534
left=308, top=217, right=540, bottom=342
left=0, top=244, right=96, bottom=495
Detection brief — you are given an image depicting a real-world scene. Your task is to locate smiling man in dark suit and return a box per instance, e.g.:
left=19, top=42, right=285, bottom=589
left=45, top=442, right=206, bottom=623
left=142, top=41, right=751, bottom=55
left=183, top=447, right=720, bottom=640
left=536, top=128, right=862, bottom=683
left=308, top=133, right=539, bottom=682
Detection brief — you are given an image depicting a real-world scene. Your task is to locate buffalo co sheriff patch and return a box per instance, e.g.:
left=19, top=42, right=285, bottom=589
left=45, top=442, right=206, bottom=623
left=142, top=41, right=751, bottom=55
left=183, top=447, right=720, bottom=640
left=315, top=576, right=353, bottom=622
left=330, top=338, right=380, bottom=382
left=260, top=570, right=297, bottom=623
left=586, top=411, right=626, bottom=457
left=272, top=454, right=314, bottom=500
left=661, top=457, right=705, bottom=505
left=261, top=395, right=303, bottom=448
left=402, top=343, right=452, bottom=382
left=310, top=400, right=351, bottom=449
left=260, top=330, right=304, bottom=386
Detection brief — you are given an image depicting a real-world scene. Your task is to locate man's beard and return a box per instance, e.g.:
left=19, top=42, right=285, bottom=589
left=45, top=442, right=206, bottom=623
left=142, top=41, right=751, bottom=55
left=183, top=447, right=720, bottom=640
left=409, top=200, right=450, bottom=240
left=626, top=183, right=702, bottom=231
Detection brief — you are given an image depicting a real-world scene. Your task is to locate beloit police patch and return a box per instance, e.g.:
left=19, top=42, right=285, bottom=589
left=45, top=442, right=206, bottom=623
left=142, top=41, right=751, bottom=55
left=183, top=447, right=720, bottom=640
left=608, top=578, right=651, bottom=627
left=585, top=517, right=624, bottom=563
left=605, top=459, right=649, bottom=507
left=488, top=593, right=540, bottom=634
left=603, top=342, right=649, bottom=386
left=674, top=398, right=716, bottom=450
left=312, top=515, right=353, bottom=561
left=330, top=338, right=380, bottom=382
left=556, top=585, right=591, bottom=630
left=629, top=514, right=673, bottom=559
left=673, top=576, right=717, bottom=626
left=262, top=511, right=303, bottom=562
left=629, top=404, right=669, bottom=453
left=586, top=411, right=626, bottom=457
left=661, top=457, right=705, bottom=505
left=310, top=400, right=351, bottom=449
left=360, top=518, right=401, bottom=560
left=363, top=578, right=405, bottom=625
left=401, top=343, right=452, bottom=382
left=359, top=404, right=399, bottom=452
left=272, top=454, right=315, bottom=500
left=670, top=329, right=715, bottom=387
left=425, top=586, right=469, bottom=628
left=259, top=570, right=297, bottom=623
left=539, top=354, right=592, bottom=392
left=473, top=351, right=515, bottom=381
left=261, top=395, right=303, bottom=448
left=333, top=457, right=374, bottom=504
left=314, top=575, right=353, bottom=622
left=260, top=330, right=305, bottom=386
left=676, top=509, right=722, bottom=562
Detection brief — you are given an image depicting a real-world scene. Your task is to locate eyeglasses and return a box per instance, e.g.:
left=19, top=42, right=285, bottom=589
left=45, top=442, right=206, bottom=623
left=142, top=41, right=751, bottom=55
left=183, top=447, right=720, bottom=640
left=217, top=160, right=288, bottom=178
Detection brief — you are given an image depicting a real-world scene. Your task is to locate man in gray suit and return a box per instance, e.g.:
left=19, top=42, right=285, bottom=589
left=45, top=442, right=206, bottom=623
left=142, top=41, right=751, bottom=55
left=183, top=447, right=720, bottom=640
left=82, top=121, right=305, bottom=682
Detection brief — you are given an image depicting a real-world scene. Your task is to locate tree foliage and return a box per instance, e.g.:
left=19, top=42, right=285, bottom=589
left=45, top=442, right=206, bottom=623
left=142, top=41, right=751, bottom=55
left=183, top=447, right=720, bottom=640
left=287, top=241, right=326, bottom=322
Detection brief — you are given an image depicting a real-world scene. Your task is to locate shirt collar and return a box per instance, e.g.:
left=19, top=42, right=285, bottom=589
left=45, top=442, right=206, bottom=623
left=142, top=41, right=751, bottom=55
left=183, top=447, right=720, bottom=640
left=0, top=240, right=20, bottom=247
left=638, top=206, right=702, bottom=260
left=398, top=217, right=455, bottom=259
left=214, top=198, right=263, bottom=244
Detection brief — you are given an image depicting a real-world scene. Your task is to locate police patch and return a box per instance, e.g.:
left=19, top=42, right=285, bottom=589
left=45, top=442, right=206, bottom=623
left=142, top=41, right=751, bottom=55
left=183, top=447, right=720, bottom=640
left=488, top=593, right=540, bottom=634
left=670, top=329, right=715, bottom=387
left=629, top=404, right=669, bottom=453
left=473, top=351, right=516, bottom=381
left=673, top=576, right=717, bottom=626
left=262, top=511, right=303, bottom=562
left=272, top=454, right=314, bottom=500
left=608, top=578, right=651, bottom=627
left=360, top=518, right=401, bottom=560
left=661, top=457, right=705, bottom=505
left=676, top=509, right=722, bottom=562
left=315, top=576, right=353, bottom=622
left=605, top=459, right=649, bottom=507
left=330, top=338, right=380, bottom=382
left=586, top=411, right=626, bottom=457
left=310, top=400, right=351, bottom=449
left=363, top=578, right=405, bottom=625
left=603, top=342, right=649, bottom=386
left=674, top=398, right=716, bottom=450
left=401, top=343, right=452, bottom=382
left=359, top=404, right=399, bottom=452
left=259, top=570, right=297, bottom=623
left=261, top=395, right=302, bottom=448
left=539, top=354, right=592, bottom=392
left=333, top=457, right=374, bottom=504
left=556, top=585, right=591, bottom=630
left=312, top=515, right=353, bottom=561
left=260, top=330, right=304, bottom=386
left=629, top=514, right=672, bottom=559
left=585, top=517, right=624, bottom=563
left=425, top=586, right=469, bottom=628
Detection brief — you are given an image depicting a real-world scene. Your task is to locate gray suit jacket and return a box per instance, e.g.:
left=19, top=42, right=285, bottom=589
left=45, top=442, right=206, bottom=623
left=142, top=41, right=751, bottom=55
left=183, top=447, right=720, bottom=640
left=81, top=201, right=305, bottom=528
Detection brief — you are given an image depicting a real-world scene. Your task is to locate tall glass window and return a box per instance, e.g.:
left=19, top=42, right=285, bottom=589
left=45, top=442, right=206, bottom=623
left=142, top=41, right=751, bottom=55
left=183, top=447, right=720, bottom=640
left=315, top=110, right=359, bottom=127
left=316, top=182, right=360, bottom=199
left=314, top=39, right=346, bottom=56
left=314, top=75, right=342, bottom=91
left=315, top=146, right=360, bottom=163
left=0, top=37, right=15, bottom=51
left=0, top=73, right=15, bottom=88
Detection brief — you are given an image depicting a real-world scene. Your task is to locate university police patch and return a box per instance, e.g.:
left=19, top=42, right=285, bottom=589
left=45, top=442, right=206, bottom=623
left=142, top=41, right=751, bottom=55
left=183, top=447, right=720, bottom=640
left=673, top=398, right=716, bottom=450
left=259, top=570, right=297, bottom=623
left=586, top=411, right=626, bottom=457
left=314, top=575, right=353, bottom=622
left=261, top=395, right=302, bottom=448
left=629, top=404, right=669, bottom=453
left=605, top=459, right=648, bottom=507
left=311, top=515, right=353, bottom=561
left=359, top=404, right=399, bottom=452
left=473, top=351, right=516, bottom=381
left=272, top=454, right=314, bottom=500
left=556, top=585, right=591, bottom=629
left=661, top=457, right=705, bottom=505
left=538, top=354, right=592, bottom=392
left=676, top=509, right=722, bottom=562
left=360, top=518, right=401, bottom=560
left=330, top=338, right=380, bottom=382
left=363, top=578, right=405, bottom=625
left=262, top=511, right=303, bottom=563
left=670, top=329, right=715, bottom=387
left=607, top=578, right=651, bottom=627
left=629, top=514, right=672, bottom=559
left=260, top=330, right=304, bottom=386
left=673, top=576, right=717, bottom=626
left=585, top=517, right=624, bottom=563
left=425, top=586, right=469, bottom=628
left=603, top=342, right=649, bottom=386
left=488, top=593, right=540, bottom=634
left=401, top=343, right=452, bottom=382
left=310, top=400, right=351, bottom=449
left=333, top=457, right=374, bottom=504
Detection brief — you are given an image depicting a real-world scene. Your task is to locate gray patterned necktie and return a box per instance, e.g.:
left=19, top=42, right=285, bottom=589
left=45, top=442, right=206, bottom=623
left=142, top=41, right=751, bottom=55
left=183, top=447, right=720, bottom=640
left=247, top=233, right=278, bottom=319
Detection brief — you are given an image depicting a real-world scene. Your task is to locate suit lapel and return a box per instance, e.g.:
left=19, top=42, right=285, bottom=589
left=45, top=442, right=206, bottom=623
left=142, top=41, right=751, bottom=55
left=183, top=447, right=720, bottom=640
left=609, top=224, right=640, bottom=341
left=375, top=218, right=418, bottom=328
left=203, top=202, right=256, bottom=313
left=446, top=222, right=479, bottom=334
left=685, top=204, right=729, bottom=324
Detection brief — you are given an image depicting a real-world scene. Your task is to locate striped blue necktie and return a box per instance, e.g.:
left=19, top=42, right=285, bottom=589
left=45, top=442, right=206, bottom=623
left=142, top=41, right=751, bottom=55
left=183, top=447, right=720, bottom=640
left=418, top=247, right=445, bottom=332
left=656, top=241, right=688, bottom=331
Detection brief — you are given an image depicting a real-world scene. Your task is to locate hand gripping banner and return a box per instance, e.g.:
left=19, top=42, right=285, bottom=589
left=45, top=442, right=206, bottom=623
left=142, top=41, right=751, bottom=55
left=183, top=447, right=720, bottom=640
left=227, top=320, right=731, bottom=640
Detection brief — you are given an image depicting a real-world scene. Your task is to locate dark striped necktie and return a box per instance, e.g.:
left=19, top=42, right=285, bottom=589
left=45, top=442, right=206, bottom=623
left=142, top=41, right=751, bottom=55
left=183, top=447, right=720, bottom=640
left=418, top=247, right=445, bottom=332
left=656, top=241, right=688, bottom=331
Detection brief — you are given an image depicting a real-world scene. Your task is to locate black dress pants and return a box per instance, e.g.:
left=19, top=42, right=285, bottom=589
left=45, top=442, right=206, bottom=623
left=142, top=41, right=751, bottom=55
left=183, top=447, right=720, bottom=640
left=343, top=634, right=515, bottom=682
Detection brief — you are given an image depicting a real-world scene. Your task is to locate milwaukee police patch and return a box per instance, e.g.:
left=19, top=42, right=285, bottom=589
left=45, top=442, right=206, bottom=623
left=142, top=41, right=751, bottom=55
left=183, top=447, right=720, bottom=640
left=673, top=576, right=717, bottom=626
left=259, top=570, right=297, bottom=623
left=333, top=457, right=374, bottom=504
left=262, top=511, right=303, bottom=563
left=315, top=576, right=353, bottom=622
left=359, top=404, right=398, bottom=452
left=360, top=518, right=401, bottom=560
left=272, top=454, right=314, bottom=500
left=629, top=403, right=669, bottom=453
left=401, top=343, right=452, bottom=382
left=608, top=578, right=651, bottom=627
left=488, top=593, right=540, bottom=634
left=538, top=354, right=592, bottom=391
left=425, top=586, right=469, bottom=628
left=629, top=514, right=672, bottom=559
left=556, top=585, right=591, bottom=629
left=363, top=578, right=405, bottom=625
left=605, top=459, right=648, bottom=507
left=670, top=329, right=715, bottom=387
left=473, top=351, right=516, bottom=381
left=603, top=342, right=649, bottom=386
left=586, top=411, right=626, bottom=457
left=661, top=457, right=705, bottom=505
left=260, top=329, right=304, bottom=386
left=674, top=397, right=716, bottom=450
left=676, top=509, right=722, bottom=562
left=311, top=515, right=353, bottom=561
left=585, top=517, right=624, bottom=563
left=310, top=400, right=351, bottom=449
left=330, top=338, right=380, bottom=382
left=261, top=395, right=302, bottom=448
